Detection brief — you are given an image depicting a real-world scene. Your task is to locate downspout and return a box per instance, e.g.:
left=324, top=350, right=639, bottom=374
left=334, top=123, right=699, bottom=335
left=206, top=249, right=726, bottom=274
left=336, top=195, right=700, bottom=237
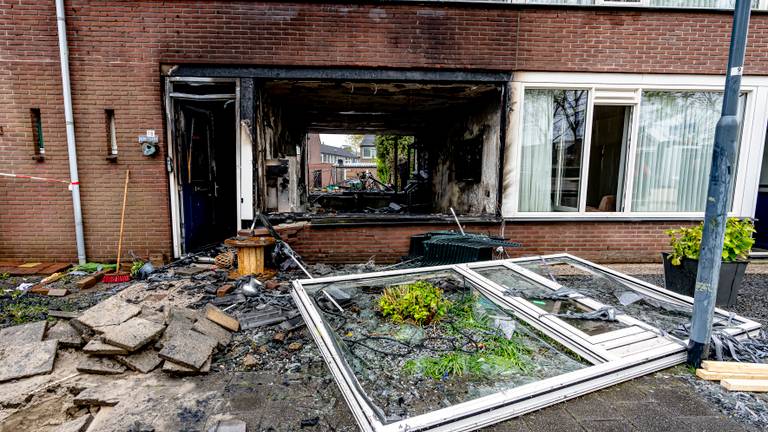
left=55, top=0, right=86, bottom=264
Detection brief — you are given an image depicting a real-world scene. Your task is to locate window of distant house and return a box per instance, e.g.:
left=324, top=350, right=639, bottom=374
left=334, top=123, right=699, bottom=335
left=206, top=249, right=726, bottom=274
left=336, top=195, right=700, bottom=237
left=30, top=108, right=44, bottom=160
left=363, top=147, right=376, bottom=159
left=518, top=87, right=745, bottom=214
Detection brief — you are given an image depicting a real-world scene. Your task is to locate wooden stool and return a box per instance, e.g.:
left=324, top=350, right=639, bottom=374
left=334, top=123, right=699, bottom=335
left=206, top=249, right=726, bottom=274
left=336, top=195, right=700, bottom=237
left=224, top=236, right=276, bottom=276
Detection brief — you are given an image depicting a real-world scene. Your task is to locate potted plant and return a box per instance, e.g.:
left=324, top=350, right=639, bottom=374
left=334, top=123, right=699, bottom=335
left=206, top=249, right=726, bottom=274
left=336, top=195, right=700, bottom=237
left=663, top=217, right=755, bottom=307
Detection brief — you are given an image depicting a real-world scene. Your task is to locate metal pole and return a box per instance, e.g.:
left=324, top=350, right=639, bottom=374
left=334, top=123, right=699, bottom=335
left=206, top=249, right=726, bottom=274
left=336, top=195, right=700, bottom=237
left=55, top=0, right=87, bottom=265
left=687, top=0, right=751, bottom=367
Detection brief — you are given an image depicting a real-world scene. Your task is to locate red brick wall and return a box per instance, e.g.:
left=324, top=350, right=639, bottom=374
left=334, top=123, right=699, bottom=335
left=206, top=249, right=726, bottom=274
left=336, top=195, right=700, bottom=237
left=2, top=1, right=763, bottom=261
left=288, top=221, right=691, bottom=264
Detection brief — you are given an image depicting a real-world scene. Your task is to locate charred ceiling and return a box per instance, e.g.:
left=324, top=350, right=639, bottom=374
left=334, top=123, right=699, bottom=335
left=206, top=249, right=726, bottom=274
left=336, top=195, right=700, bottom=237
left=262, top=80, right=502, bottom=134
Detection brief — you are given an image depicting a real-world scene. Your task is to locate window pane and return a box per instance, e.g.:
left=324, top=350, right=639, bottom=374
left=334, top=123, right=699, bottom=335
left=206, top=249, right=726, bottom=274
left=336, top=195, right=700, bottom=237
left=632, top=91, right=744, bottom=212
left=519, top=89, right=588, bottom=212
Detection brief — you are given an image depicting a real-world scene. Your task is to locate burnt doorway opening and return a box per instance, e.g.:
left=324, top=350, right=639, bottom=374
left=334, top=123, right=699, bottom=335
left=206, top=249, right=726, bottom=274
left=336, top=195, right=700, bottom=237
left=257, top=79, right=506, bottom=217
left=168, top=81, right=238, bottom=253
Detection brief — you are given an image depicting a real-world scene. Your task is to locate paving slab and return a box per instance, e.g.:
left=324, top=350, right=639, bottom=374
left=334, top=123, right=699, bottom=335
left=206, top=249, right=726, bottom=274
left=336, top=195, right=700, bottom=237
left=73, top=386, right=121, bottom=407
left=0, top=339, right=58, bottom=382
left=45, top=320, right=84, bottom=347
left=116, top=349, right=164, bottom=373
left=158, top=329, right=217, bottom=369
left=53, top=414, right=93, bottom=432
left=162, top=356, right=212, bottom=375
left=82, top=339, right=129, bottom=356
left=76, top=357, right=127, bottom=375
left=207, top=418, right=246, bottom=432
left=47, top=310, right=80, bottom=319
left=193, top=317, right=232, bottom=348
left=155, top=313, right=196, bottom=349
left=74, top=296, right=141, bottom=330
left=0, top=320, right=47, bottom=346
left=139, top=305, right=166, bottom=324
left=101, top=317, right=165, bottom=351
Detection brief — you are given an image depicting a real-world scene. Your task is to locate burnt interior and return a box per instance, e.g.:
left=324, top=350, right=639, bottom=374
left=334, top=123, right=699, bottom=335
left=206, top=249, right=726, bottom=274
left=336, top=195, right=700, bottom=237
left=256, top=80, right=504, bottom=217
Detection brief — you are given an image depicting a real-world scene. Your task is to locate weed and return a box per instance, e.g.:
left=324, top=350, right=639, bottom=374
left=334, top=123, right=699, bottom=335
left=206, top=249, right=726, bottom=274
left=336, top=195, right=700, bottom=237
left=0, top=272, right=9, bottom=280
left=3, top=301, right=47, bottom=325
left=378, top=281, right=451, bottom=325
left=130, top=260, right=144, bottom=277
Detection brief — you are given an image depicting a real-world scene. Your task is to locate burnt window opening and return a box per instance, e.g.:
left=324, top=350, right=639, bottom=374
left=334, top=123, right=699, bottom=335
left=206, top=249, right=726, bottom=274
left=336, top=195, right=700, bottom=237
left=455, top=133, right=484, bottom=183
left=105, top=109, right=118, bottom=161
left=30, top=108, right=44, bottom=161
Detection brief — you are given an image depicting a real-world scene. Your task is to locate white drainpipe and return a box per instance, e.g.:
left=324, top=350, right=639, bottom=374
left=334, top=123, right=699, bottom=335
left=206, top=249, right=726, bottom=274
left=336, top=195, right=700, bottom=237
left=55, top=0, right=86, bottom=264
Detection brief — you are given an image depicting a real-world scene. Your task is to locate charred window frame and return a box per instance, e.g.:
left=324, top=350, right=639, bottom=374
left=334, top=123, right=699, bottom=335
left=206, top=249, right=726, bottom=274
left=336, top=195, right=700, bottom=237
left=30, top=108, right=44, bottom=161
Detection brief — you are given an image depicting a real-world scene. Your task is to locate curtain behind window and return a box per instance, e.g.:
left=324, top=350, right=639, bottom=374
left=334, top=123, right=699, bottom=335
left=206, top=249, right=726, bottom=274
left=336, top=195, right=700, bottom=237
left=632, top=91, right=723, bottom=212
left=519, top=90, right=555, bottom=211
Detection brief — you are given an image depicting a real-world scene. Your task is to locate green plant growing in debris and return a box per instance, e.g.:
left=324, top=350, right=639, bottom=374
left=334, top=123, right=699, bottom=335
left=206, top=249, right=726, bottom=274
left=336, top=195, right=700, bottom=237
left=403, top=293, right=533, bottom=380
left=1, top=291, right=47, bottom=325
left=666, top=217, right=755, bottom=266
left=0, top=272, right=9, bottom=280
left=130, top=260, right=145, bottom=277
left=378, top=281, right=451, bottom=325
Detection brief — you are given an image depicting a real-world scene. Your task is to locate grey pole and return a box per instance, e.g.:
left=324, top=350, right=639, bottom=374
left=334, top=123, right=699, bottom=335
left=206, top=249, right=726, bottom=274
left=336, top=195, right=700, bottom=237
left=55, top=0, right=87, bottom=265
left=687, top=0, right=751, bottom=367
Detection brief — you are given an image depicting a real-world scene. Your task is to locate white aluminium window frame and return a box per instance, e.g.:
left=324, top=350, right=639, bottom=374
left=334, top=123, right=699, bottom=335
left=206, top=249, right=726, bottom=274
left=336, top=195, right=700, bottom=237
left=292, top=254, right=760, bottom=432
left=503, top=72, right=768, bottom=220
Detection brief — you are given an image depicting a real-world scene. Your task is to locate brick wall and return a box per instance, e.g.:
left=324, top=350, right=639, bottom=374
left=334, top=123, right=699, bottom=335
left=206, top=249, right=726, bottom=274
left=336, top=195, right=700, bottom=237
left=2, top=1, right=763, bottom=261
left=288, top=221, right=690, bottom=264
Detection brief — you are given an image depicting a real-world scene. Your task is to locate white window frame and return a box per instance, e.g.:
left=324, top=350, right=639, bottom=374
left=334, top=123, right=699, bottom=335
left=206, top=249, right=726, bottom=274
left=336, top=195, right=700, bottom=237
left=504, top=72, right=768, bottom=220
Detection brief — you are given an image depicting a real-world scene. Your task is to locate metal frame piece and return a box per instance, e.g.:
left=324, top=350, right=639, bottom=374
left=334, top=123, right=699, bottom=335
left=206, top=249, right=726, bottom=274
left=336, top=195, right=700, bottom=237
left=291, top=254, right=760, bottom=432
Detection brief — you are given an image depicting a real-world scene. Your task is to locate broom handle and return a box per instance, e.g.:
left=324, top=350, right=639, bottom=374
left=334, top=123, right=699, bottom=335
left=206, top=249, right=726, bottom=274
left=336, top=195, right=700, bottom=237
left=115, top=169, right=129, bottom=271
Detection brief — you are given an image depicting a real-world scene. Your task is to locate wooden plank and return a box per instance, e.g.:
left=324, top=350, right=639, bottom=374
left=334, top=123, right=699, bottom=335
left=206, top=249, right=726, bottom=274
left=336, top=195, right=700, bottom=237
left=696, top=369, right=768, bottom=381
left=47, top=288, right=68, bottom=297
left=39, top=262, right=71, bottom=274
left=76, top=271, right=106, bottom=290
left=40, top=272, right=65, bottom=285
left=722, top=379, right=768, bottom=392
left=702, top=360, right=768, bottom=374
left=18, top=262, right=42, bottom=268
left=205, top=304, right=240, bottom=332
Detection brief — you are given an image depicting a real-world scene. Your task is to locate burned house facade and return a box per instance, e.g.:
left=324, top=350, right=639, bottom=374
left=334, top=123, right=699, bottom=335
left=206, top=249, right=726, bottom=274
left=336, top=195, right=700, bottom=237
left=5, top=1, right=768, bottom=264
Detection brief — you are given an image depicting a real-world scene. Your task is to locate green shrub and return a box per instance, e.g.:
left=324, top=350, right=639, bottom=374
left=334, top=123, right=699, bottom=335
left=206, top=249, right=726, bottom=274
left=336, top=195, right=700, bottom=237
left=666, top=217, right=755, bottom=266
left=378, top=281, right=451, bottom=325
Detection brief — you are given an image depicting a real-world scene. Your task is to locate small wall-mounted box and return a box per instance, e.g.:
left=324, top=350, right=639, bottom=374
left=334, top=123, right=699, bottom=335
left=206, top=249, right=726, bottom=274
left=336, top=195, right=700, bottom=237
left=139, top=129, right=159, bottom=156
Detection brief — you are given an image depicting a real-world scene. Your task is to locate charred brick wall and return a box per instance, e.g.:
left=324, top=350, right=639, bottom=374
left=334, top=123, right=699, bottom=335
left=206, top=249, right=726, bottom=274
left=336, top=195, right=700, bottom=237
left=1, top=1, right=764, bottom=261
left=288, top=221, right=690, bottom=264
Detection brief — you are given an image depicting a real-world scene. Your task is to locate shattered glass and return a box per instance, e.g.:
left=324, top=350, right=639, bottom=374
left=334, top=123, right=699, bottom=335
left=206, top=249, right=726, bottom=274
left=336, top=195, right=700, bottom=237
left=474, top=266, right=627, bottom=336
left=514, top=257, right=740, bottom=337
left=301, top=270, right=589, bottom=423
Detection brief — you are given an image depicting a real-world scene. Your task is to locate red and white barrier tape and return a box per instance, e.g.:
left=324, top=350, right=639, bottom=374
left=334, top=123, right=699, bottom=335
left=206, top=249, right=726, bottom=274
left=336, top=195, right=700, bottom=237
left=0, top=172, right=80, bottom=190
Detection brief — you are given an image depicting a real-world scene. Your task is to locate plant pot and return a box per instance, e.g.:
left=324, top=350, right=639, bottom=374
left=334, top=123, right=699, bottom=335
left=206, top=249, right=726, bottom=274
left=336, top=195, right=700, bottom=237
left=661, top=252, right=748, bottom=307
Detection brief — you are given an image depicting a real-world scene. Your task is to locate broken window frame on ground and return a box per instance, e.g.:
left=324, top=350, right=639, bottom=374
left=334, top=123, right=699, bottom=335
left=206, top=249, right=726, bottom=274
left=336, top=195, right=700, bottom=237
left=291, top=254, right=761, bottom=432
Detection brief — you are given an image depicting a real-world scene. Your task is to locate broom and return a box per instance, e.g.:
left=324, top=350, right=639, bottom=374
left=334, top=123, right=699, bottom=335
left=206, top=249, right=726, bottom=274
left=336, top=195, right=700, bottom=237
left=103, top=169, right=131, bottom=283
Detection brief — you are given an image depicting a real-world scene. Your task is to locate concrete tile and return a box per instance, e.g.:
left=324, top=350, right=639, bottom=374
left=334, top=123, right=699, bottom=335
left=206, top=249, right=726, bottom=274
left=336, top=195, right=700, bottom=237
left=563, top=395, right=624, bottom=421
left=82, top=339, right=129, bottom=355
left=76, top=357, right=126, bottom=375
left=115, top=349, right=163, bottom=373
left=578, top=419, right=636, bottom=432
left=53, top=414, right=93, bottom=432
left=101, top=317, right=165, bottom=351
left=74, top=387, right=120, bottom=406
left=158, top=329, right=217, bottom=369
left=74, top=296, right=140, bottom=330
left=479, top=417, right=530, bottom=431
left=522, top=406, right=582, bottom=432
left=193, top=317, right=232, bottom=348
left=45, top=320, right=84, bottom=347
left=0, top=321, right=46, bottom=345
left=675, top=416, right=748, bottom=432
left=0, top=339, right=58, bottom=382
left=162, top=356, right=212, bottom=375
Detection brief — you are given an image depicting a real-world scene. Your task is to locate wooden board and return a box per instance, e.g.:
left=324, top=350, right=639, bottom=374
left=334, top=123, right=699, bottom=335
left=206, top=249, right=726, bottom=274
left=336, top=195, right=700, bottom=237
left=76, top=271, right=106, bottom=290
left=0, top=261, right=71, bottom=276
left=696, top=368, right=768, bottom=381
left=721, top=379, right=768, bottom=392
left=702, top=360, right=768, bottom=374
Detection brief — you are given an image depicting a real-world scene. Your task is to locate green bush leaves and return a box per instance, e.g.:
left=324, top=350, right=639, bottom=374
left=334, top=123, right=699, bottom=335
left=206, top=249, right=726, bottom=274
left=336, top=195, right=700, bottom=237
left=666, top=217, right=755, bottom=266
left=378, top=281, right=451, bottom=325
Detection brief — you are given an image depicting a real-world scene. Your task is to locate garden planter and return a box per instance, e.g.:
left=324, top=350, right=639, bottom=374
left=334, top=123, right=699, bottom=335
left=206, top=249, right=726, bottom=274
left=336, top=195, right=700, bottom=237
left=661, top=252, right=748, bottom=307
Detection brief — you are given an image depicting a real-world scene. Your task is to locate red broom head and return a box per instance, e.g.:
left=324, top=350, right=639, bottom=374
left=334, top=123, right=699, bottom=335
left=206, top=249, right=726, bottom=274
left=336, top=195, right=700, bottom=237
left=102, top=272, right=131, bottom=283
